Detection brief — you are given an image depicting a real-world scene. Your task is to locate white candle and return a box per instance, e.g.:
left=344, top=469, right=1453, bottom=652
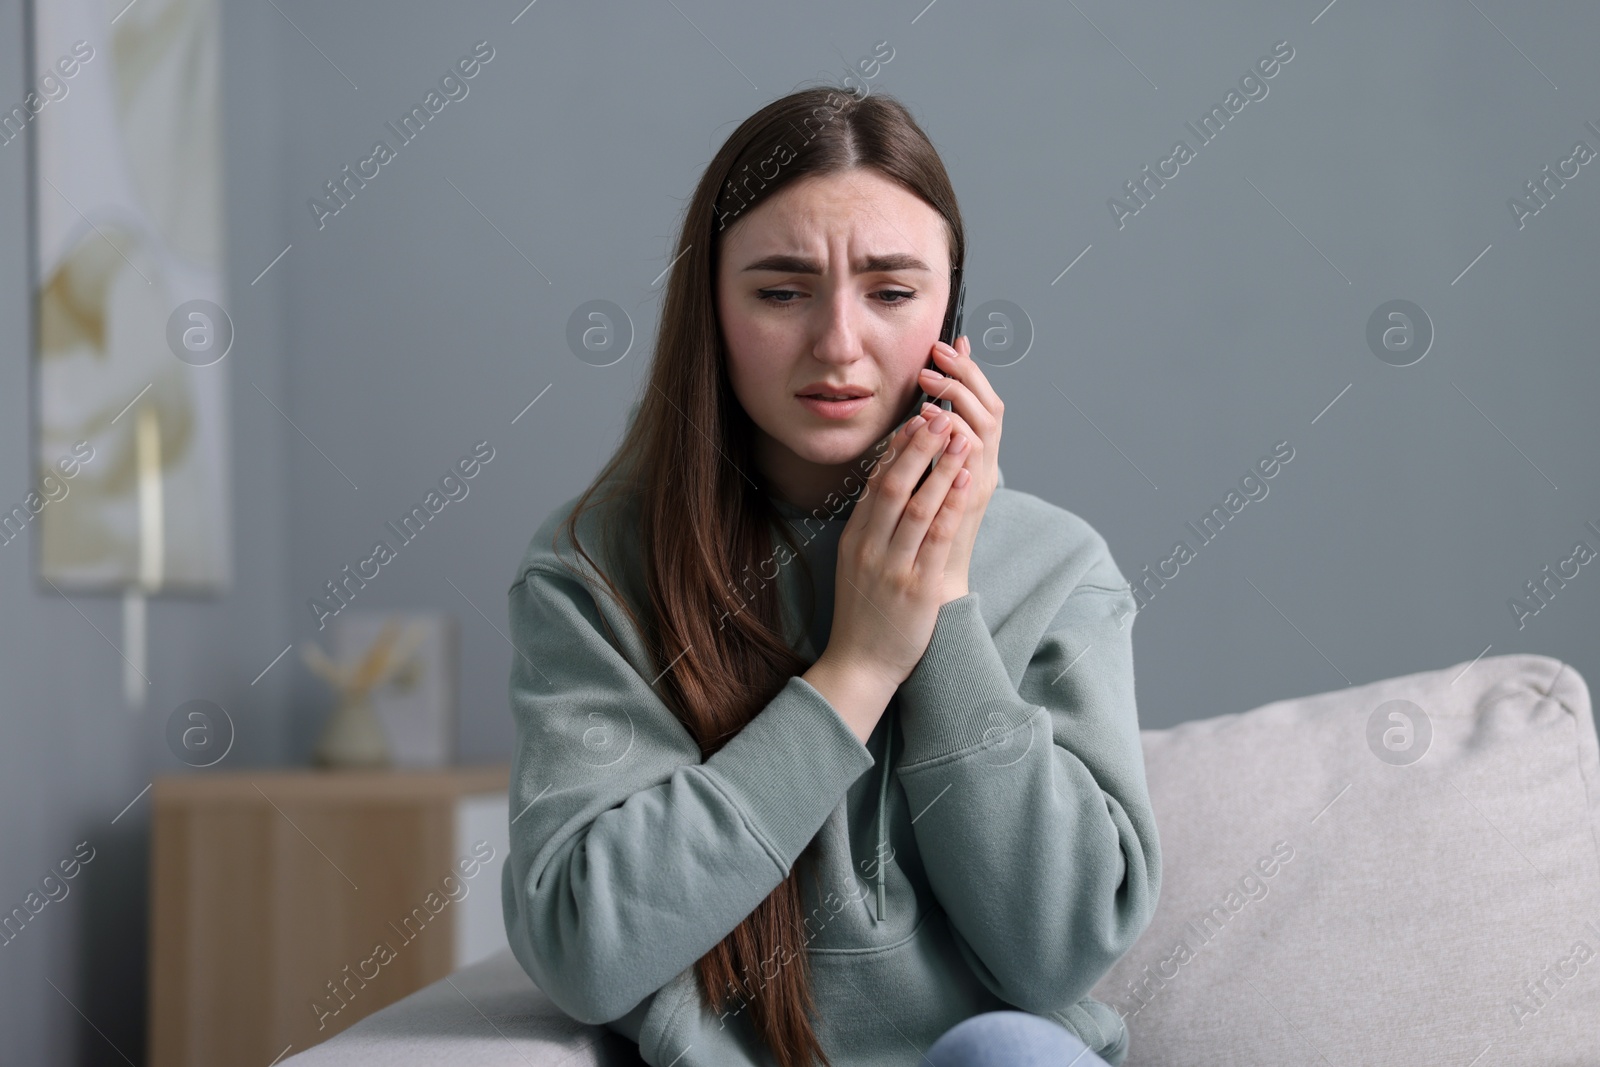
left=123, top=404, right=164, bottom=708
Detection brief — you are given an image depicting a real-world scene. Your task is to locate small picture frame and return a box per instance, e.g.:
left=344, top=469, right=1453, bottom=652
left=331, top=611, right=458, bottom=767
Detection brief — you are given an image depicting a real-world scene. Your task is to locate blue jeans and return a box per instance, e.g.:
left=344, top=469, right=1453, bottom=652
left=926, top=1011, right=1113, bottom=1067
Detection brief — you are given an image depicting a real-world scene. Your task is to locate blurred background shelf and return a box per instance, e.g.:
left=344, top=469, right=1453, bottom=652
left=147, top=765, right=511, bottom=1067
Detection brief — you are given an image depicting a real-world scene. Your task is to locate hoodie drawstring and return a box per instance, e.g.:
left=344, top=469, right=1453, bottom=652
left=875, top=711, right=894, bottom=922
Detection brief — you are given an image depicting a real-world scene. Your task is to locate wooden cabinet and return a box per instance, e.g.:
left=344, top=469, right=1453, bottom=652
left=148, top=766, right=511, bottom=1067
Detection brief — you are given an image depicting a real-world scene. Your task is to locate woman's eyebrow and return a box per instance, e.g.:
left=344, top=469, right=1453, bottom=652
left=739, top=252, right=931, bottom=274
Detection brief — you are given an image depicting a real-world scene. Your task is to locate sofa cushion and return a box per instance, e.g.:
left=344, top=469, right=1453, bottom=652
left=1089, top=653, right=1600, bottom=1066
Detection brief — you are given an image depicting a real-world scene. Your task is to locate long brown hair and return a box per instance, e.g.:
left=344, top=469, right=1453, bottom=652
left=555, top=85, right=964, bottom=1067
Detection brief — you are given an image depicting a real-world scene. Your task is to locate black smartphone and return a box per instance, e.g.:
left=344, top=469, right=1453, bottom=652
left=911, top=265, right=966, bottom=491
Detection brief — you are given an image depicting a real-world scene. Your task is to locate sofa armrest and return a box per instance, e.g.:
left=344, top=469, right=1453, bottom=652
left=280, top=948, right=645, bottom=1067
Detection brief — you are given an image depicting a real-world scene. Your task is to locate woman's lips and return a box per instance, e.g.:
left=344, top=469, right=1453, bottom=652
left=797, top=395, right=872, bottom=419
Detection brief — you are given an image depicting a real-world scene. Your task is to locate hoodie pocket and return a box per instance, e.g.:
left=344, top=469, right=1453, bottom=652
left=636, top=968, right=698, bottom=1065
left=1051, top=994, right=1130, bottom=1066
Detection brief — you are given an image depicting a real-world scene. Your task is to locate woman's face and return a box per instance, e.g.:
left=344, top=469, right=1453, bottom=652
left=716, top=167, right=953, bottom=504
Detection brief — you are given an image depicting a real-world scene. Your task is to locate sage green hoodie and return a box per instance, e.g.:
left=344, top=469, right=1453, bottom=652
left=502, top=463, right=1161, bottom=1066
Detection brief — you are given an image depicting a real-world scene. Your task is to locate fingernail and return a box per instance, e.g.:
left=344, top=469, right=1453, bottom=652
left=920, top=367, right=943, bottom=378
left=946, top=434, right=967, bottom=454
left=905, top=415, right=925, bottom=433
left=928, top=412, right=950, bottom=432
left=921, top=401, right=940, bottom=416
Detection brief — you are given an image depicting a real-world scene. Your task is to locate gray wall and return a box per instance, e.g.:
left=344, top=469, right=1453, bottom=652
left=4, top=0, right=1598, bottom=1061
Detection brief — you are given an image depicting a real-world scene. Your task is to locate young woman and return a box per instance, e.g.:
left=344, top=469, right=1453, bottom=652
left=502, top=86, right=1161, bottom=1067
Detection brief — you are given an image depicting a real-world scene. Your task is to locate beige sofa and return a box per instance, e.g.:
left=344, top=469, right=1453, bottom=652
left=282, top=653, right=1600, bottom=1066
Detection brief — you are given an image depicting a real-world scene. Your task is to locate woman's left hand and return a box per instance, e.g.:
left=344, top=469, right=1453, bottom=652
left=916, top=333, right=1003, bottom=603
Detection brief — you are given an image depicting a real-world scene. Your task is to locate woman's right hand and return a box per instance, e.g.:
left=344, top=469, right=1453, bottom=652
left=823, top=404, right=973, bottom=691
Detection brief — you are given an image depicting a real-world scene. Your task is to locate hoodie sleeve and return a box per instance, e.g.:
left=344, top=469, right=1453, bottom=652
left=891, top=544, right=1161, bottom=1017
left=502, top=564, right=877, bottom=1026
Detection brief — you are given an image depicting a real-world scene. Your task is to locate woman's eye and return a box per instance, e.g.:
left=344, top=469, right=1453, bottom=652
left=877, top=290, right=916, bottom=305
left=757, top=289, right=801, bottom=303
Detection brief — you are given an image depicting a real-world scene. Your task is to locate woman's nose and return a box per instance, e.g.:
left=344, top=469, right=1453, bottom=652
left=811, top=289, right=862, bottom=363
